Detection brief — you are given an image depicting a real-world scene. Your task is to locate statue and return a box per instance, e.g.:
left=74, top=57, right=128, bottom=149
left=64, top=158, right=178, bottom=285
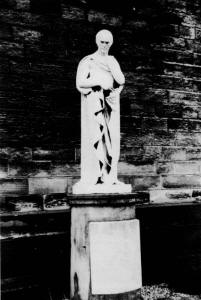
left=73, top=29, right=131, bottom=194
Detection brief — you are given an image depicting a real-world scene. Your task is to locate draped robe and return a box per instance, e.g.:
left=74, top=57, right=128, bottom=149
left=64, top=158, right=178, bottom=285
left=76, top=54, right=121, bottom=186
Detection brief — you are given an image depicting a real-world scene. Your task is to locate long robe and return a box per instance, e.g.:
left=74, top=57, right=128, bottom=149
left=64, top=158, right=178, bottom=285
left=76, top=54, right=121, bottom=186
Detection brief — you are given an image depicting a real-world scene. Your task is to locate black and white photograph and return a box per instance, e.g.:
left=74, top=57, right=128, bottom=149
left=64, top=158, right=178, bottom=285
left=0, top=0, right=201, bottom=299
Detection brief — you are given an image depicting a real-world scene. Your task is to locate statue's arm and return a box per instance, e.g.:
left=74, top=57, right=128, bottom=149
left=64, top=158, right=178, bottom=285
left=76, top=59, right=101, bottom=89
left=108, top=56, right=125, bottom=86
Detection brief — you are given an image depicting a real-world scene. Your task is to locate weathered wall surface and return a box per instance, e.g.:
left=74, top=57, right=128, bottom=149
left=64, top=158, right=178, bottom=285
left=0, top=0, right=201, bottom=201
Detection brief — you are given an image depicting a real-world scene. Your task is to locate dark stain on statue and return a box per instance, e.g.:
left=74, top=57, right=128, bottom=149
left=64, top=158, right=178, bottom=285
left=72, top=272, right=82, bottom=300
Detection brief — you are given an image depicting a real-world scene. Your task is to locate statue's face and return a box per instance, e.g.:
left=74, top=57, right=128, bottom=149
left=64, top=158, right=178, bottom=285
left=96, top=31, right=113, bottom=55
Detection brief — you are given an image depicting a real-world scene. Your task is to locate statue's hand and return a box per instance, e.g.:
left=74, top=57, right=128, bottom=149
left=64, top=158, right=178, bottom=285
left=110, top=88, right=119, bottom=96
left=106, top=56, right=125, bottom=86
left=106, top=56, right=117, bottom=70
left=115, top=85, right=124, bottom=94
left=111, top=88, right=121, bottom=96
left=106, top=89, right=119, bottom=104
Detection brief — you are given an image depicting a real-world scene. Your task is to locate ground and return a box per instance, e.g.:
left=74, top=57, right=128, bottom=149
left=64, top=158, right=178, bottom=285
left=141, top=284, right=201, bottom=300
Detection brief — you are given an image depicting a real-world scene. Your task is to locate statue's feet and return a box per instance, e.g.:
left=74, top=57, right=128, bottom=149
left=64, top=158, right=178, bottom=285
left=112, top=180, right=127, bottom=186
left=73, top=179, right=132, bottom=194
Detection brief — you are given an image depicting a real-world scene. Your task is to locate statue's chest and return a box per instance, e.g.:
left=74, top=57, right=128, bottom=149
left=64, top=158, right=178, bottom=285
left=89, top=62, right=112, bottom=78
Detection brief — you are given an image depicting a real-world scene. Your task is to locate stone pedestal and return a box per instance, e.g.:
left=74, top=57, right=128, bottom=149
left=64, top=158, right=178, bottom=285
left=69, top=193, right=147, bottom=300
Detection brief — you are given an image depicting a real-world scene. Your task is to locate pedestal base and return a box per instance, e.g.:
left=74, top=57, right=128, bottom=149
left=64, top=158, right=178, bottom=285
left=70, top=193, right=144, bottom=300
left=72, top=181, right=132, bottom=194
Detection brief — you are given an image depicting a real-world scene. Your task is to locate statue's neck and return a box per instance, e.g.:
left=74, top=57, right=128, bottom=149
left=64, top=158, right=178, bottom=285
left=96, top=50, right=108, bottom=57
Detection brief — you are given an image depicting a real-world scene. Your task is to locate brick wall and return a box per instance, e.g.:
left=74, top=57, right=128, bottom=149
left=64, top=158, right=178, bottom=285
left=0, top=0, right=201, bottom=202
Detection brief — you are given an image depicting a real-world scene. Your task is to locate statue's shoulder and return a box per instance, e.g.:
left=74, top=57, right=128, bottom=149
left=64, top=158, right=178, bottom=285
left=78, top=54, right=94, bottom=67
left=108, top=55, right=118, bottom=62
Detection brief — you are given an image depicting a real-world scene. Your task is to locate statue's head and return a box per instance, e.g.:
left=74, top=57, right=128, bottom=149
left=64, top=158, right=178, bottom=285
left=95, top=29, right=113, bottom=55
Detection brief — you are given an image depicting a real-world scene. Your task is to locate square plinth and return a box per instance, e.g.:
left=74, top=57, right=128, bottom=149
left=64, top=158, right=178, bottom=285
left=89, top=219, right=142, bottom=294
left=72, top=181, right=132, bottom=195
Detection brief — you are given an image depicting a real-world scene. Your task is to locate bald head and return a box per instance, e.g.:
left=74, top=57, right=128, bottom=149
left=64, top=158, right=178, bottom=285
left=96, top=29, right=113, bottom=45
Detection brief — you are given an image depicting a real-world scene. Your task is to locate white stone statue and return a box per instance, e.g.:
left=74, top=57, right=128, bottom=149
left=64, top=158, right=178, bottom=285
left=73, top=29, right=131, bottom=194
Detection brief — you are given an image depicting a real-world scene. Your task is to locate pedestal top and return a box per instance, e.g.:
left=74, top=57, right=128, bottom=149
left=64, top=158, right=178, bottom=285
left=68, top=192, right=149, bottom=206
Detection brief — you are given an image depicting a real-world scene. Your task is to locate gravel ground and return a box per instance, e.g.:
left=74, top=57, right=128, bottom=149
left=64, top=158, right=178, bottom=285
left=141, top=284, right=201, bottom=300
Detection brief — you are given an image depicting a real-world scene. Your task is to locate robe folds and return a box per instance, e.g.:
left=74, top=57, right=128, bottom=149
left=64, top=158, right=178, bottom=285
left=76, top=54, right=121, bottom=186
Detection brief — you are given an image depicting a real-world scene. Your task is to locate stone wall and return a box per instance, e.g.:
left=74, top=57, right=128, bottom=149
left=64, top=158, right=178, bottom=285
left=0, top=0, right=201, bottom=202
